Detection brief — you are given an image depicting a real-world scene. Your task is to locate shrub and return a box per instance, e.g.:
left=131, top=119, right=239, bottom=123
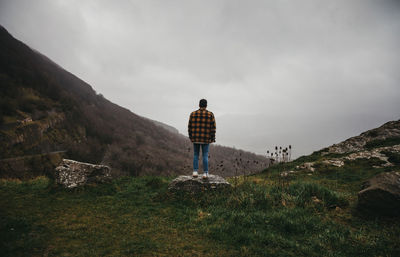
left=381, top=151, right=400, bottom=166
left=365, top=137, right=400, bottom=149
left=145, top=177, right=166, bottom=189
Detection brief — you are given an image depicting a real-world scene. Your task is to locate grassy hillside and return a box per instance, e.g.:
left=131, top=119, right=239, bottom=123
left=1, top=152, right=399, bottom=257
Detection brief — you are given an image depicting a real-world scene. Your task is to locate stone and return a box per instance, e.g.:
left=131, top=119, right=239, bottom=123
left=280, top=171, right=289, bottom=177
left=311, top=196, right=322, bottom=204
left=168, top=174, right=231, bottom=193
left=322, top=159, right=345, bottom=167
left=55, top=159, right=112, bottom=188
left=298, top=162, right=315, bottom=172
left=357, top=171, right=400, bottom=216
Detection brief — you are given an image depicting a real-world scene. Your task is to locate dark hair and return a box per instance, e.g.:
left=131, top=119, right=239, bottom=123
left=199, top=99, right=207, bottom=108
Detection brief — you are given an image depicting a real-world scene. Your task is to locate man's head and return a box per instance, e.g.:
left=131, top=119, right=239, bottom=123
left=199, top=99, right=207, bottom=108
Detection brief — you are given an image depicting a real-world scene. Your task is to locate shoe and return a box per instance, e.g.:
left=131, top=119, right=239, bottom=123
left=202, top=172, right=209, bottom=179
left=192, top=171, right=198, bottom=178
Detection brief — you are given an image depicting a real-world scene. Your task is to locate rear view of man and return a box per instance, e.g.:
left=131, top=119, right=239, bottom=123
left=188, top=99, right=216, bottom=179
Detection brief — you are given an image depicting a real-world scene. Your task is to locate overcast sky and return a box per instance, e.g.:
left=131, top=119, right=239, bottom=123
left=1, top=0, right=399, bottom=158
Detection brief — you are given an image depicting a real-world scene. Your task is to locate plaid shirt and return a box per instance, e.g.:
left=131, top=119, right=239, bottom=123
left=188, top=108, right=216, bottom=143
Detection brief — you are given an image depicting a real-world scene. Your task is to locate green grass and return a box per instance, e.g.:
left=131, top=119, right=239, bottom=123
left=1, top=168, right=400, bottom=256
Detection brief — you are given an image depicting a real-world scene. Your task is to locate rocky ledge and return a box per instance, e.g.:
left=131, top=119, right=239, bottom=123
left=168, top=175, right=231, bottom=193
left=55, top=159, right=112, bottom=188
left=326, top=120, right=400, bottom=154
left=296, top=145, right=400, bottom=172
left=324, top=145, right=400, bottom=168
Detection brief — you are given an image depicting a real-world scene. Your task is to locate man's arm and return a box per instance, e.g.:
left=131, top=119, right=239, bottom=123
left=210, top=113, right=216, bottom=142
left=188, top=113, right=192, bottom=139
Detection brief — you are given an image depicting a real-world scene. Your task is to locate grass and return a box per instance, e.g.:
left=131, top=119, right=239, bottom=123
left=1, top=163, right=400, bottom=257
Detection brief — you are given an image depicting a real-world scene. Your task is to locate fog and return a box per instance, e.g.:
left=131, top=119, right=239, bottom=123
left=1, top=0, right=399, bottom=157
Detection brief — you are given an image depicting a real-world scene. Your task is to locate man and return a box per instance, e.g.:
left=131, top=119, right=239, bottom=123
left=188, top=99, right=216, bottom=179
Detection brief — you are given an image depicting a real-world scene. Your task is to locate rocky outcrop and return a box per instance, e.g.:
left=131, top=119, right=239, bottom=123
left=1, top=112, right=67, bottom=156
left=321, top=145, right=400, bottom=168
left=358, top=171, right=400, bottom=216
left=168, top=175, right=231, bottom=193
left=296, top=162, right=316, bottom=172
left=345, top=145, right=399, bottom=167
left=322, top=159, right=345, bottom=167
left=326, top=120, right=400, bottom=154
left=55, top=159, right=111, bottom=188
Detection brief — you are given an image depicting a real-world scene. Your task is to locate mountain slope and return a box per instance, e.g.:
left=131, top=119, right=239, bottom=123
left=264, top=119, right=400, bottom=186
left=0, top=25, right=267, bottom=177
left=326, top=120, right=400, bottom=154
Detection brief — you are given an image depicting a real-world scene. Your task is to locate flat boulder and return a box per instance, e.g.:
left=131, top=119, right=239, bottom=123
left=55, top=159, right=112, bottom=188
left=358, top=171, right=400, bottom=216
left=168, top=175, right=231, bottom=193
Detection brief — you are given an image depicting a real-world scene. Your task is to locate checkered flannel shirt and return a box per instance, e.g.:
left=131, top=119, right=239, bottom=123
left=188, top=108, right=216, bottom=143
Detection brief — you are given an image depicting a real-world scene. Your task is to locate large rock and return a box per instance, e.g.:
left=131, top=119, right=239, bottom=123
left=55, top=159, right=112, bottom=188
left=358, top=171, right=400, bottom=216
left=168, top=175, right=231, bottom=193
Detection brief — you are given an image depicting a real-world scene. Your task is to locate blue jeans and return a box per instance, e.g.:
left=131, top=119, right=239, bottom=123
left=193, top=143, right=209, bottom=173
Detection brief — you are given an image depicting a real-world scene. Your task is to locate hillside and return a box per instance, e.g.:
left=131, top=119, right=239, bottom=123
left=326, top=120, right=400, bottom=154
left=299, top=119, right=400, bottom=171
left=273, top=119, right=400, bottom=192
left=0, top=25, right=267, bottom=177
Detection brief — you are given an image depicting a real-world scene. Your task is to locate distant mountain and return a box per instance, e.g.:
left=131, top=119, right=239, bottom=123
left=141, top=116, right=179, bottom=134
left=0, top=25, right=267, bottom=177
